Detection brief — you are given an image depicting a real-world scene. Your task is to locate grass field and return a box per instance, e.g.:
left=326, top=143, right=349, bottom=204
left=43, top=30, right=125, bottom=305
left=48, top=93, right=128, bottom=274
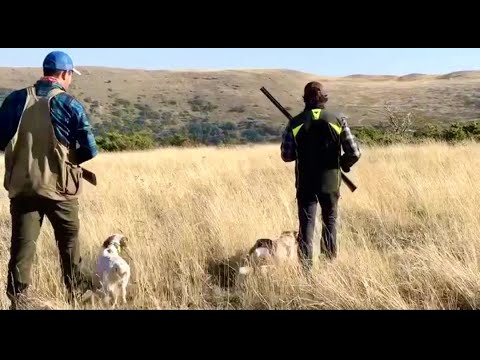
left=1, top=142, right=480, bottom=310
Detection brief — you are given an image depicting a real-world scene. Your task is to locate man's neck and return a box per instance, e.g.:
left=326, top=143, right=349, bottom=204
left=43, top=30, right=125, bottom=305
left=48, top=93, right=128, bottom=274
left=304, top=104, right=325, bottom=111
left=37, top=76, right=65, bottom=90
left=41, top=76, right=62, bottom=83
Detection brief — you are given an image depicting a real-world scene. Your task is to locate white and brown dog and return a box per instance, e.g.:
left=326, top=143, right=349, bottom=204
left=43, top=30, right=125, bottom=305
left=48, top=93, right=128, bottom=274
left=93, top=234, right=131, bottom=307
left=238, top=230, right=299, bottom=281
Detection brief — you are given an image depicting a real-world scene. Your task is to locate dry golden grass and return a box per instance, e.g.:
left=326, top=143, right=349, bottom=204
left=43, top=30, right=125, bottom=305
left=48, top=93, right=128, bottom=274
left=1, top=142, right=480, bottom=310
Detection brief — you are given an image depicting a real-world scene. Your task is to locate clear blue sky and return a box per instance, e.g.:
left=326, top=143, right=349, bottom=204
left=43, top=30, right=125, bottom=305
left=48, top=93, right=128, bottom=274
left=0, top=48, right=479, bottom=76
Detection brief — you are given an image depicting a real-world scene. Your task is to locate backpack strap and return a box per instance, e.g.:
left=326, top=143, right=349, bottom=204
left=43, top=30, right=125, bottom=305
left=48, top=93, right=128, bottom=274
left=47, top=88, right=65, bottom=100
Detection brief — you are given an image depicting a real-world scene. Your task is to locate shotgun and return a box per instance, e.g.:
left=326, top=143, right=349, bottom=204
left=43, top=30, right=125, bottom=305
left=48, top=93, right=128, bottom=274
left=260, top=86, right=357, bottom=193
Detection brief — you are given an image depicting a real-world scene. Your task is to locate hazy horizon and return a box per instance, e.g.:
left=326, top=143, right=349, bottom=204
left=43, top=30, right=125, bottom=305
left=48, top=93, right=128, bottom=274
left=0, top=48, right=479, bottom=76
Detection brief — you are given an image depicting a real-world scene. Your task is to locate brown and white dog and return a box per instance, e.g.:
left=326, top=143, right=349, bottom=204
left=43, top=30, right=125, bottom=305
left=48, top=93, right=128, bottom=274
left=93, top=234, right=131, bottom=307
left=238, top=230, right=299, bottom=281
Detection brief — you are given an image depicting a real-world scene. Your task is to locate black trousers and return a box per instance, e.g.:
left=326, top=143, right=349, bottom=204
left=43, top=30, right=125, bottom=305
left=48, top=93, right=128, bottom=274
left=296, top=191, right=340, bottom=268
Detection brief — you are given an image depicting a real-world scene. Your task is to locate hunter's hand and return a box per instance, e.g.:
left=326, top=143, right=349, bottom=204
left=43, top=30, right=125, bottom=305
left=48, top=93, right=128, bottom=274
left=340, top=157, right=351, bottom=173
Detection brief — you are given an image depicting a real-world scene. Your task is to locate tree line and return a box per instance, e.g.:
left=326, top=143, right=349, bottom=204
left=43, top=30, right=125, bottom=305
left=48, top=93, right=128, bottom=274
left=94, top=118, right=480, bottom=152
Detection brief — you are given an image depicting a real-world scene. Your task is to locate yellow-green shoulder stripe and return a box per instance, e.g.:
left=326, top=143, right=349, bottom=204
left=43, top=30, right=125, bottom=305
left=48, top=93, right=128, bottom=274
left=292, top=110, right=341, bottom=137
left=292, top=124, right=304, bottom=138
left=328, top=122, right=342, bottom=135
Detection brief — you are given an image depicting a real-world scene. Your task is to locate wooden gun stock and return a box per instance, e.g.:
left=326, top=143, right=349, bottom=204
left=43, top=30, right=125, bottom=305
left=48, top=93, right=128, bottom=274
left=260, top=86, right=357, bottom=193
left=340, top=171, right=357, bottom=193
left=81, top=167, right=97, bottom=186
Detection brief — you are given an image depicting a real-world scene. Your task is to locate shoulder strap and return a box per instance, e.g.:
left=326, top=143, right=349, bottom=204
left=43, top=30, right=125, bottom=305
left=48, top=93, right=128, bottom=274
left=24, top=85, right=65, bottom=102
left=47, top=88, right=65, bottom=100
left=25, top=85, right=37, bottom=98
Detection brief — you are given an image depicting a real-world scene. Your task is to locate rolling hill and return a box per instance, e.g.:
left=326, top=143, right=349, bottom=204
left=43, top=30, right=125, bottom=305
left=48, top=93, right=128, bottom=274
left=0, top=66, right=479, bottom=144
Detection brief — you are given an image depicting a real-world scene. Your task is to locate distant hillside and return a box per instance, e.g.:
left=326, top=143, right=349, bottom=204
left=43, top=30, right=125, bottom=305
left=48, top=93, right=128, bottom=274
left=1, top=67, right=479, bottom=145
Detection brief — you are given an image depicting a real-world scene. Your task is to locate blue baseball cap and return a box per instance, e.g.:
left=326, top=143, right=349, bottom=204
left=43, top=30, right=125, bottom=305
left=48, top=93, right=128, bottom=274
left=43, top=51, right=81, bottom=75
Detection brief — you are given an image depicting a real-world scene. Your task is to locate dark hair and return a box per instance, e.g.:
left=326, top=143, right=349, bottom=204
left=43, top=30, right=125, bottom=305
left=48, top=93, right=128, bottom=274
left=43, top=69, right=70, bottom=77
left=303, top=81, right=328, bottom=108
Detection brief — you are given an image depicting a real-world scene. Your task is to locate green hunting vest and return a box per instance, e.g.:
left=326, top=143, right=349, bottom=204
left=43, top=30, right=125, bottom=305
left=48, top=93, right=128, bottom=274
left=290, top=108, right=343, bottom=195
left=3, top=86, right=83, bottom=201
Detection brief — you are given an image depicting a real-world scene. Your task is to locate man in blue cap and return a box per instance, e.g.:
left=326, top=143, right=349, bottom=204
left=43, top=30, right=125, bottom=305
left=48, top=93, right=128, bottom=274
left=0, top=50, right=98, bottom=309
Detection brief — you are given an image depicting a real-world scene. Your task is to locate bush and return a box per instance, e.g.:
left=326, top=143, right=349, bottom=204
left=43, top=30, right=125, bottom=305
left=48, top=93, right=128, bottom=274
left=352, top=120, right=480, bottom=145
left=96, top=131, right=156, bottom=152
left=219, top=121, right=237, bottom=131
left=93, top=114, right=480, bottom=150
left=187, top=122, right=225, bottom=145
left=166, top=134, right=192, bottom=147
left=228, top=106, right=246, bottom=113
left=353, top=127, right=388, bottom=145
left=241, top=129, right=264, bottom=143
left=188, top=96, right=218, bottom=113
left=257, top=122, right=282, bottom=137
left=111, top=109, right=123, bottom=117
left=443, top=123, right=474, bottom=142
left=114, top=98, right=131, bottom=107
left=134, top=103, right=152, bottom=112
left=413, top=124, right=444, bottom=140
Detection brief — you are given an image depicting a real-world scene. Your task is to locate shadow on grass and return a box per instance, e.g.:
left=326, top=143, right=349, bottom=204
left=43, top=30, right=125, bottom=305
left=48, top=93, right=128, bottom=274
left=206, top=249, right=246, bottom=289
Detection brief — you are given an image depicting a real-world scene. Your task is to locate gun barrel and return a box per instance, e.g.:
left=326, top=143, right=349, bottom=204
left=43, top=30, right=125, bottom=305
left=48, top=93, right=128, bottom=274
left=260, top=87, right=293, bottom=121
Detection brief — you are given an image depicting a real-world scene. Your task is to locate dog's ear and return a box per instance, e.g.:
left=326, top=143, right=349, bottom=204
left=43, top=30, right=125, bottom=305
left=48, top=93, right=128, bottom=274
left=265, top=239, right=275, bottom=250
left=248, top=239, right=263, bottom=255
left=257, top=238, right=275, bottom=249
left=248, top=243, right=259, bottom=255
left=103, top=234, right=120, bottom=248
left=120, top=236, right=129, bottom=248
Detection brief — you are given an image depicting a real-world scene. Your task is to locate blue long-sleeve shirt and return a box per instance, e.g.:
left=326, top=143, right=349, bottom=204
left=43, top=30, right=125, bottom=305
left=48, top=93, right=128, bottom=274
left=0, top=78, right=97, bottom=164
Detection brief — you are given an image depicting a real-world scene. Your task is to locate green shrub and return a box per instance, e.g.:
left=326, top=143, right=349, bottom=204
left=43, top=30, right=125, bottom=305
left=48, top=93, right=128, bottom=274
left=352, top=120, right=480, bottom=145
left=219, top=121, right=237, bottom=131
left=188, top=96, right=218, bottom=112
left=228, top=106, right=246, bottom=113
left=443, top=122, right=474, bottom=142
left=413, top=124, right=444, bottom=140
left=166, top=134, right=192, bottom=147
left=352, top=126, right=387, bottom=145
left=241, top=129, right=264, bottom=142
left=114, top=98, right=131, bottom=107
left=187, top=122, right=225, bottom=145
left=92, top=115, right=480, bottom=151
left=96, top=131, right=156, bottom=152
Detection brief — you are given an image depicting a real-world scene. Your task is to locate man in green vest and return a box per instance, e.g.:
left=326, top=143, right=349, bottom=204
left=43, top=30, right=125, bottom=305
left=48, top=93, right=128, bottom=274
left=280, top=81, right=361, bottom=270
left=0, top=51, right=98, bottom=309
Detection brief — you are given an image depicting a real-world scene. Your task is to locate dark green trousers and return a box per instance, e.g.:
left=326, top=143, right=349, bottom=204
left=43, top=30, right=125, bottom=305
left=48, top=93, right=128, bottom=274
left=6, top=195, right=85, bottom=302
